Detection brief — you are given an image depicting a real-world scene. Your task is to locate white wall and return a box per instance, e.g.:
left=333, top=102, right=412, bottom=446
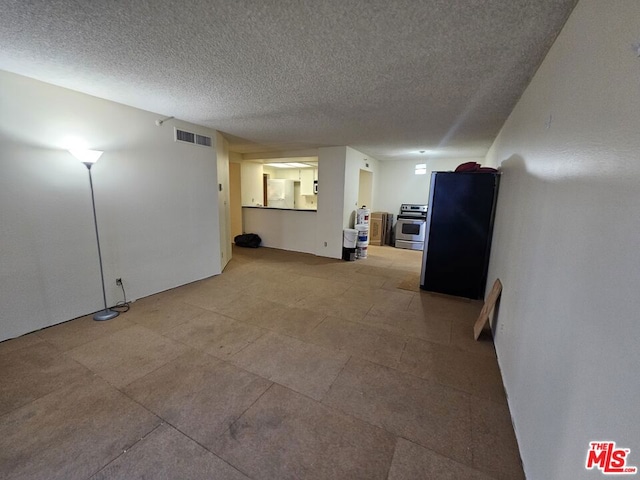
left=294, top=183, right=317, bottom=210
left=240, top=161, right=263, bottom=206
left=316, top=147, right=347, bottom=258
left=484, top=1, right=640, bottom=478
left=0, top=71, right=222, bottom=341
left=242, top=208, right=317, bottom=255
left=229, top=162, right=243, bottom=239
left=216, top=132, right=231, bottom=269
left=344, top=147, right=377, bottom=227
left=357, top=170, right=373, bottom=211
left=315, top=146, right=379, bottom=258
left=242, top=150, right=319, bottom=161
left=376, top=157, right=480, bottom=215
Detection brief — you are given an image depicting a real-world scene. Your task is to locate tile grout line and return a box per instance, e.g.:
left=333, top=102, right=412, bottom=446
left=316, top=354, right=509, bottom=466
left=226, top=330, right=269, bottom=358
left=212, top=381, right=277, bottom=446
left=317, top=354, right=353, bottom=404
left=83, top=422, right=165, bottom=480
left=384, top=436, right=402, bottom=480
left=0, top=358, right=94, bottom=422
left=164, top=418, right=259, bottom=480
left=392, top=436, right=501, bottom=479
left=322, top=392, right=480, bottom=472
left=109, top=359, right=262, bottom=479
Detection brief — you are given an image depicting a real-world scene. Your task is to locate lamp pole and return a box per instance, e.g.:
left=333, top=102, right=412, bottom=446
left=83, top=159, right=119, bottom=321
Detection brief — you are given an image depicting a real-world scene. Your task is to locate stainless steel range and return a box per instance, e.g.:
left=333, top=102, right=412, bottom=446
left=395, top=204, right=428, bottom=250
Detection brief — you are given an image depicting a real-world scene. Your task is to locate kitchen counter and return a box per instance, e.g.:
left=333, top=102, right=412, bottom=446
left=242, top=207, right=317, bottom=254
left=242, top=206, right=317, bottom=212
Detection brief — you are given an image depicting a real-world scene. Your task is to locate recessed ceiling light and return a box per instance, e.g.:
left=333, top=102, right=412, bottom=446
left=287, top=162, right=312, bottom=168
left=264, top=162, right=313, bottom=168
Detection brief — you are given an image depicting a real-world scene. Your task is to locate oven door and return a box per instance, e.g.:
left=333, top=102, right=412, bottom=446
left=395, top=218, right=426, bottom=242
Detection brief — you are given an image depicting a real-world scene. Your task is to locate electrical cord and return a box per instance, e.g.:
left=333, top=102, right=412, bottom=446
left=112, top=280, right=130, bottom=313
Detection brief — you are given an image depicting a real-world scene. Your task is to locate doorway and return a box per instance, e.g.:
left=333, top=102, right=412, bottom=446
left=263, top=173, right=269, bottom=207
left=358, top=169, right=373, bottom=209
left=229, top=162, right=242, bottom=240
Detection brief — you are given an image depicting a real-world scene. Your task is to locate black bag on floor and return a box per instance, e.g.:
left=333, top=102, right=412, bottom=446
left=234, top=233, right=262, bottom=248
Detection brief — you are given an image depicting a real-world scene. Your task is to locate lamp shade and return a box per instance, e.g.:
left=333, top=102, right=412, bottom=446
left=69, top=149, right=104, bottom=164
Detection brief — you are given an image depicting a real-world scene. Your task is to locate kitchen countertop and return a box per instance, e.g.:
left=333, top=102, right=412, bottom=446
left=242, top=206, right=317, bottom=212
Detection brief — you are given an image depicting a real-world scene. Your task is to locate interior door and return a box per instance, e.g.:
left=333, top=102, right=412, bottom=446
left=229, top=162, right=243, bottom=240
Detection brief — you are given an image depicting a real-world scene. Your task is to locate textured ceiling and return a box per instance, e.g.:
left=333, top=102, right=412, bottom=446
left=0, top=0, right=577, bottom=161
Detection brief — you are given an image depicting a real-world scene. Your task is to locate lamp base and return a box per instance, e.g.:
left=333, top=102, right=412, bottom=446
left=93, top=309, right=119, bottom=321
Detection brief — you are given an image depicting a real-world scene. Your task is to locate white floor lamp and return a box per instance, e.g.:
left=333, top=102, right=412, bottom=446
left=69, top=148, right=119, bottom=321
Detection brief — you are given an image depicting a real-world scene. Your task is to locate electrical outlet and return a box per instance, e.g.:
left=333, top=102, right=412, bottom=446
left=116, top=278, right=122, bottom=286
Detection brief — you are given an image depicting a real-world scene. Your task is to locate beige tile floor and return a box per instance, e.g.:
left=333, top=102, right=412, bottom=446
left=0, top=245, right=524, bottom=480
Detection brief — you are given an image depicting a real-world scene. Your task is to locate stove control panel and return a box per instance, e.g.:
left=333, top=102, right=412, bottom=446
left=399, top=204, right=428, bottom=214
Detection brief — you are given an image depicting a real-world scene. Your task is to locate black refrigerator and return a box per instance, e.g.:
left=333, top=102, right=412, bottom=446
left=420, top=172, right=500, bottom=300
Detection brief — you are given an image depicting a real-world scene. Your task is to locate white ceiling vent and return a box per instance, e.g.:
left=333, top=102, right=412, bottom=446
left=175, top=128, right=211, bottom=147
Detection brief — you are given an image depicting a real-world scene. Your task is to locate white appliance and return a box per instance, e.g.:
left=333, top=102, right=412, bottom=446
left=395, top=204, right=428, bottom=250
left=267, top=179, right=295, bottom=209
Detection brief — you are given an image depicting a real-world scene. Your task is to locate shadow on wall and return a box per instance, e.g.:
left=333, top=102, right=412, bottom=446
left=487, top=154, right=640, bottom=478
left=348, top=210, right=356, bottom=228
